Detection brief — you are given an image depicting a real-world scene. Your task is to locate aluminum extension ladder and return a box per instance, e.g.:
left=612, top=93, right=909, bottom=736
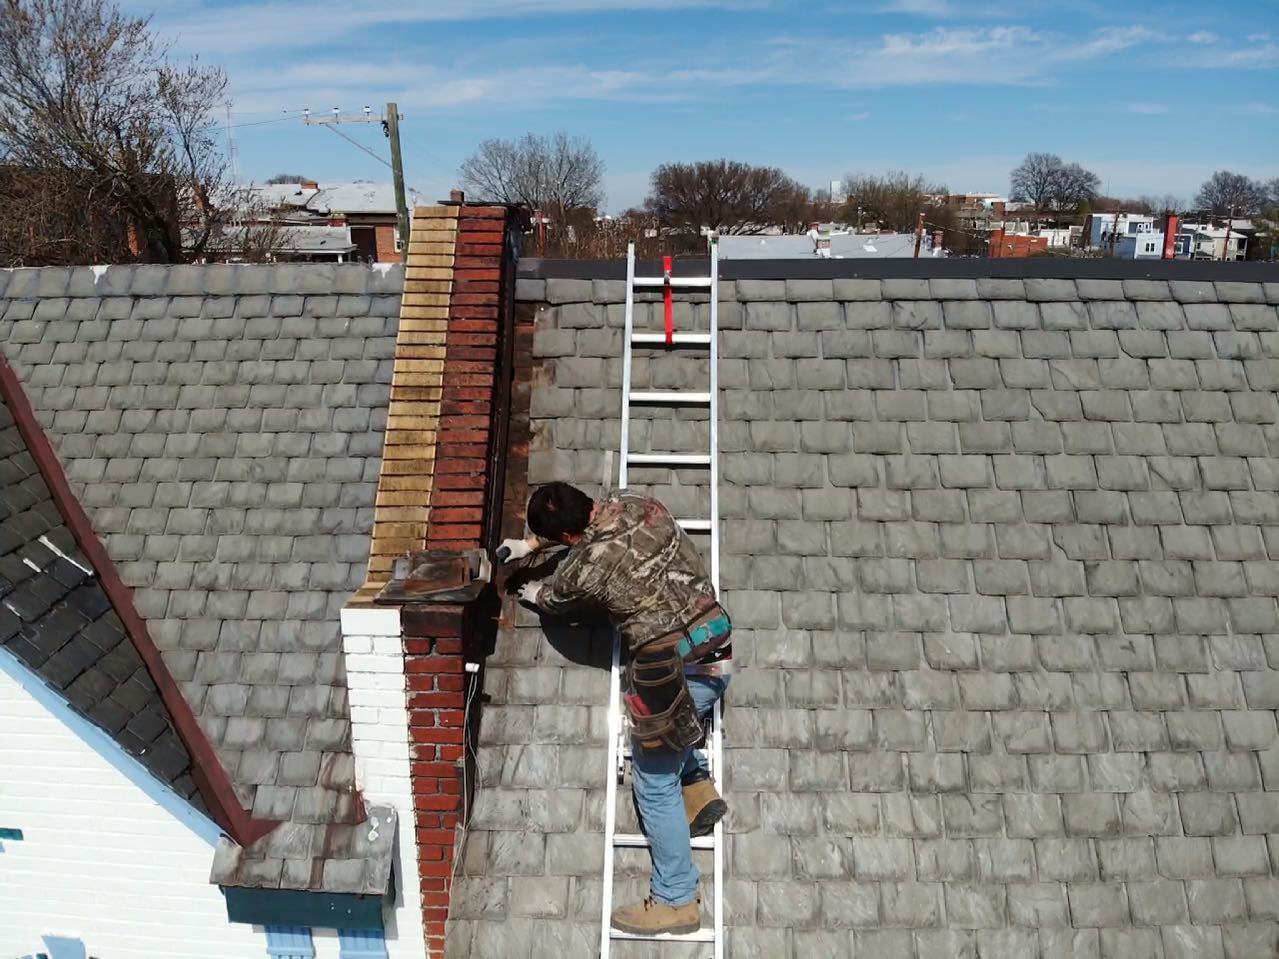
left=600, top=241, right=724, bottom=958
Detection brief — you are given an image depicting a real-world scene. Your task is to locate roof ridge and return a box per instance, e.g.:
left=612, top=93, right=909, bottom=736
left=0, top=353, right=275, bottom=847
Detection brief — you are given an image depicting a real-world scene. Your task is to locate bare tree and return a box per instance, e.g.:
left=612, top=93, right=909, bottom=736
left=1194, top=170, right=1268, bottom=215
left=644, top=160, right=808, bottom=235
left=0, top=0, right=230, bottom=264
left=266, top=173, right=311, bottom=184
left=1051, top=162, right=1100, bottom=214
left=839, top=171, right=945, bottom=233
left=459, top=132, right=604, bottom=216
left=1138, top=193, right=1183, bottom=214
left=1010, top=152, right=1062, bottom=210
left=1010, top=153, right=1101, bottom=215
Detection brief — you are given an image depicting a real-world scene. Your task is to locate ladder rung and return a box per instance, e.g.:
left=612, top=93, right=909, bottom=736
left=677, top=518, right=712, bottom=532
left=627, top=452, right=712, bottom=466
left=632, top=277, right=713, bottom=289
left=629, top=390, right=711, bottom=404
left=631, top=332, right=712, bottom=346
left=614, top=832, right=716, bottom=850
left=612, top=929, right=717, bottom=943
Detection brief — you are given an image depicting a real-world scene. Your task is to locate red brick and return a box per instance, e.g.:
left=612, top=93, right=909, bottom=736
left=450, top=316, right=499, bottom=330
left=443, top=346, right=497, bottom=363
left=409, top=690, right=466, bottom=709
left=429, top=507, right=483, bottom=525
left=449, top=332, right=497, bottom=347
left=459, top=206, right=505, bottom=219
left=428, top=489, right=485, bottom=507
left=436, top=414, right=490, bottom=430
left=419, top=858, right=459, bottom=877
left=415, top=794, right=462, bottom=812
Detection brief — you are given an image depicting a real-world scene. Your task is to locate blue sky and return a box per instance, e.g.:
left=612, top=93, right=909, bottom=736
left=139, top=0, right=1278, bottom=212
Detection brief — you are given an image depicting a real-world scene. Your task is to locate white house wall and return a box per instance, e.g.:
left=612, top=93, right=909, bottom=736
left=0, top=653, right=264, bottom=959
left=339, top=605, right=426, bottom=959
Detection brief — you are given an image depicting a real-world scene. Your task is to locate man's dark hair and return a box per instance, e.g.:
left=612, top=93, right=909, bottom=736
left=527, top=482, right=593, bottom=540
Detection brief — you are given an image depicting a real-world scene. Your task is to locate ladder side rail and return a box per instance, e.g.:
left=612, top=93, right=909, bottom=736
left=707, top=239, right=725, bottom=959
left=600, top=636, right=623, bottom=959
left=619, top=242, right=637, bottom=492
left=600, top=243, right=637, bottom=959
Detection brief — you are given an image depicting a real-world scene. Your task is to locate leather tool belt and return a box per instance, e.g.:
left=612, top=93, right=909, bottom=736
left=623, top=604, right=733, bottom=753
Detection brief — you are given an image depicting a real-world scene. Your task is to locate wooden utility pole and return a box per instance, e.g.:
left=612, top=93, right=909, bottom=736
left=303, top=104, right=409, bottom=251
left=1222, top=205, right=1235, bottom=262
left=384, top=102, right=409, bottom=252
left=913, top=211, right=925, bottom=257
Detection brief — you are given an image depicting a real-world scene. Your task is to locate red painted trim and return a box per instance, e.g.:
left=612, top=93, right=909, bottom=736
left=663, top=254, right=674, bottom=344
left=0, top=354, right=275, bottom=847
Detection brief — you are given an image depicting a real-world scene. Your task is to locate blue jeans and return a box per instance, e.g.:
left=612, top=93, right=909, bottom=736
left=630, top=674, right=729, bottom=906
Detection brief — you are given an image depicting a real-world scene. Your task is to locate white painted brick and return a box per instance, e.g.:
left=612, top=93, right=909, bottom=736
left=339, top=606, right=402, bottom=636
left=341, top=633, right=373, bottom=654
left=370, top=635, right=404, bottom=657
left=350, top=705, right=381, bottom=725
left=345, top=653, right=405, bottom=675
left=347, top=686, right=407, bottom=708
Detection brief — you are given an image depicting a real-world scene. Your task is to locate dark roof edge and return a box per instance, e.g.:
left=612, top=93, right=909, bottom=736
left=0, top=354, right=275, bottom=848
left=518, top=256, right=1279, bottom=282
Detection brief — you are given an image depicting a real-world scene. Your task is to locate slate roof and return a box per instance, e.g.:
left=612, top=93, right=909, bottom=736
left=0, top=263, right=402, bottom=891
left=0, top=367, right=202, bottom=804
left=450, top=270, right=1279, bottom=957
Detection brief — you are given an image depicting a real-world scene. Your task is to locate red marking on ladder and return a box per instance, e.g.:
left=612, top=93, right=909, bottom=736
left=662, top=255, right=674, bottom=344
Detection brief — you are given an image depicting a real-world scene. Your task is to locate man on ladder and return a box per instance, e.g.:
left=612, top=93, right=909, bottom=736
left=497, top=480, right=732, bottom=937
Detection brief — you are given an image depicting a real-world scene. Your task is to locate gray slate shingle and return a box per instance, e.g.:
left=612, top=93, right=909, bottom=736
left=1, top=264, right=402, bottom=892
left=449, top=272, right=1279, bottom=954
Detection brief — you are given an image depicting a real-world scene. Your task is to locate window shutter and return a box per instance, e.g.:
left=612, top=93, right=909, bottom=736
left=264, top=927, right=315, bottom=959
left=338, top=929, right=389, bottom=959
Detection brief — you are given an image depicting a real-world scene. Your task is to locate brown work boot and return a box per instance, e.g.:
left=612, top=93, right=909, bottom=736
left=682, top=773, right=728, bottom=838
left=611, top=896, right=700, bottom=936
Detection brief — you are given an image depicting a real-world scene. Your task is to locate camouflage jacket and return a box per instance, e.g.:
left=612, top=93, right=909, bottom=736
left=538, top=492, right=718, bottom=652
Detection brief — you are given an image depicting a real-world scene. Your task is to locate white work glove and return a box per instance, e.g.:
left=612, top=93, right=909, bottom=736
left=517, top=580, right=544, bottom=606
left=495, top=537, right=534, bottom=564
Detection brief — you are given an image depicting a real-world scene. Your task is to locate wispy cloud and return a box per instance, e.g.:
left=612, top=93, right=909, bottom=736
left=1222, top=41, right=1279, bottom=68
left=143, top=0, right=766, bottom=54
left=1187, top=31, right=1218, bottom=44
left=216, top=20, right=1168, bottom=115
left=1124, top=102, right=1171, bottom=114
left=1235, top=101, right=1279, bottom=115
left=850, top=112, right=872, bottom=121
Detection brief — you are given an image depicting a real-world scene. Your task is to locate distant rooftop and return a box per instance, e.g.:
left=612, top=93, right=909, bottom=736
left=718, top=231, right=945, bottom=259
left=237, top=181, right=423, bottom=218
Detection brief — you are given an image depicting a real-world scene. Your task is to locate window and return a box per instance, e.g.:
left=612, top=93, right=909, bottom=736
left=265, top=927, right=315, bottom=959
left=339, top=930, right=389, bottom=959
left=1144, top=242, right=1156, bottom=253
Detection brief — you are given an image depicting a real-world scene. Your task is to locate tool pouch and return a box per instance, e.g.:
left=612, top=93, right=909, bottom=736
left=624, top=646, right=703, bottom=754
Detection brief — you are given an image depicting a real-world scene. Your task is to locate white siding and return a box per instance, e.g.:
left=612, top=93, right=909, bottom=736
left=0, top=654, right=265, bottom=959
left=339, top=605, right=426, bottom=959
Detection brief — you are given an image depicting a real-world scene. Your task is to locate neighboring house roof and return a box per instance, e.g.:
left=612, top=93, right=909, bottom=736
left=200, top=225, right=358, bottom=257
left=308, top=182, right=421, bottom=216
left=719, top=232, right=944, bottom=259
left=0, top=263, right=401, bottom=893
left=0, top=357, right=206, bottom=808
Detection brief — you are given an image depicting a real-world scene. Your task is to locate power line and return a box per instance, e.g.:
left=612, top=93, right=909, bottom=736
left=322, top=123, right=392, bottom=170
left=229, top=112, right=308, bottom=130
